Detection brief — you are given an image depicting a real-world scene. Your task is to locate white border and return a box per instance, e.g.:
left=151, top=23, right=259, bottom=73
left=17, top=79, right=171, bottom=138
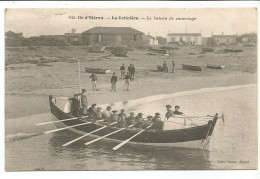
left=0, top=1, right=259, bottom=179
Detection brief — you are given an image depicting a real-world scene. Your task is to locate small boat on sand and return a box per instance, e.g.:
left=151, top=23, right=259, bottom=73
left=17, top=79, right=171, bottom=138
left=207, top=64, right=225, bottom=69
left=85, top=67, right=111, bottom=74
left=44, top=95, right=220, bottom=150
left=182, top=64, right=203, bottom=71
left=224, top=49, right=243, bottom=53
left=148, top=48, right=167, bottom=54
left=202, top=48, right=214, bottom=52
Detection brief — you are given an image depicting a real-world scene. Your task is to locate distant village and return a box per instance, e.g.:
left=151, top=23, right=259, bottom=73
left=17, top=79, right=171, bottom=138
left=5, top=26, right=257, bottom=47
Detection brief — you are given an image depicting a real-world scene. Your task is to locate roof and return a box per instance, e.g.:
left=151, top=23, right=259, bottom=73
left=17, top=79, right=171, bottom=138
left=82, top=27, right=144, bottom=35
left=213, top=35, right=237, bottom=38
left=144, top=35, right=155, bottom=40
left=64, top=33, right=82, bottom=37
left=167, top=33, right=201, bottom=37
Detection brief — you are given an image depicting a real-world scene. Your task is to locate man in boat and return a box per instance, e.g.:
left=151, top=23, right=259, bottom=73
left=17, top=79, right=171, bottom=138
left=70, top=95, right=80, bottom=117
left=171, top=60, right=175, bottom=73
left=120, top=64, right=126, bottom=79
left=173, top=105, right=184, bottom=115
left=94, top=107, right=103, bottom=120
left=165, top=105, right=173, bottom=121
left=88, top=104, right=97, bottom=118
left=163, top=61, right=168, bottom=72
left=117, top=109, right=127, bottom=127
left=80, top=89, right=88, bottom=108
left=152, top=113, right=164, bottom=131
left=109, top=110, right=119, bottom=123
left=89, top=73, right=97, bottom=91
left=111, top=73, right=117, bottom=92
left=77, top=105, right=88, bottom=117
left=124, top=72, right=131, bottom=91
left=64, top=98, right=72, bottom=114
left=142, top=115, right=153, bottom=128
left=134, top=113, right=144, bottom=128
left=125, top=112, right=135, bottom=126
left=102, top=106, right=112, bottom=121
left=130, top=64, right=136, bottom=81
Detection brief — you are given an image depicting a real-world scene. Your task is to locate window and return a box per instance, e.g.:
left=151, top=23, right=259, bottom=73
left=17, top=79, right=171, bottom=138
left=98, top=34, right=102, bottom=42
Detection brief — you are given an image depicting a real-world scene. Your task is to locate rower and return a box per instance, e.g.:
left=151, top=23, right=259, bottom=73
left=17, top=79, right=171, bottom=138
left=117, top=109, right=126, bottom=128
left=134, top=113, right=144, bottom=129
left=153, top=113, right=164, bottom=131
left=165, top=105, right=173, bottom=121
left=125, top=112, right=135, bottom=126
left=88, top=104, right=97, bottom=116
left=109, top=110, right=119, bottom=123
left=77, top=105, right=88, bottom=117
left=94, top=107, right=103, bottom=120
left=173, top=105, right=183, bottom=115
left=102, top=106, right=112, bottom=121
left=142, top=115, right=153, bottom=128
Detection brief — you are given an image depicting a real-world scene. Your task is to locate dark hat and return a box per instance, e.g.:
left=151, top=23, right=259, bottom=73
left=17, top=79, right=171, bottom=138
left=175, top=105, right=180, bottom=109
left=82, top=89, right=86, bottom=92
left=166, top=105, right=172, bottom=108
left=107, top=106, right=111, bottom=109
left=91, top=104, right=97, bottom=107
left=138, top=113, right=143, bottom=116
left=121, top=109, right=125, bottom=112
left=112, top=110, right=117, bottom=113
left=130, top=112, right=135, bottom=115
left=155, top=112, right=160, bottom=115
left=97, top=107, right=102, bottom=110
left=147, top=115, right=153, bottom=119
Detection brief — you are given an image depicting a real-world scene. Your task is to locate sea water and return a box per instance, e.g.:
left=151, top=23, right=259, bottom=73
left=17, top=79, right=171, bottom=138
left=5, top=84, right=257, bottom=170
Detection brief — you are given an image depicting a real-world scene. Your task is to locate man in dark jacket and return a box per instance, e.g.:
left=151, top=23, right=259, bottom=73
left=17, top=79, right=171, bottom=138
left=89, top=73, right=97, bottom=91
left=130, top=64, right=136, bottom=81
left=111, top=73, right=117, bottom=92
left=120, top=64, right=126, bottom=79
left=70, top=94, right=80, bottom=116
left=124, top=72, right=131, bottom=91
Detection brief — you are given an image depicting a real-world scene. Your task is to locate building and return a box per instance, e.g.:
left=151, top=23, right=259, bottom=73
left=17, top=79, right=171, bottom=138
left=212, top=33, right=237, bottom=45
left=65, top=28, right=82, bottom=45
left=143, top=34, right=158, bottom=45
left=82, top=27, right=144, bottom=46
left=167, top=33, right=202, bottom=45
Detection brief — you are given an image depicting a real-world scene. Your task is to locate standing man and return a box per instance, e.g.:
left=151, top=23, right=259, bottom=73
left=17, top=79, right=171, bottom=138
left=128, top=64, right=132, bottom=74
left=124, top=72, right=131, bottom=91
left=111, top=72, right=117, bottom=92
left=172, top=61, right=175, bottom=73
left=163, top=61, right=168, bottom=72
left=131, top=64, right=136, bottom=81
left=70, top=95, right=80, bottom=116
left=89, top=73, right=97, bottom=91
left=120, top=64, right=126, bottom=79
left=80, top=89, right=88, bottom=108
left=165, top=105, right=173, bottom=121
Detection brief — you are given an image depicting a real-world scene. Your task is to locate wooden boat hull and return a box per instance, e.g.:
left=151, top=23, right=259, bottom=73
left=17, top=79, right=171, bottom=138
left=224, top=49, right=243, bottom=53
left=182, top=64, right=203, bottom=71
left=202, top=48, right=214, bottom=52
left=49, top=96, right=218, bottom=149
left=207, top=64, right=225, bottom=69
left=85, top=67, right=111, bottom=74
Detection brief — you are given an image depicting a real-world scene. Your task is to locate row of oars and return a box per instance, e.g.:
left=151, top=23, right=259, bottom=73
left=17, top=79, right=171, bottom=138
left=36, top=117, right=152, bottom=150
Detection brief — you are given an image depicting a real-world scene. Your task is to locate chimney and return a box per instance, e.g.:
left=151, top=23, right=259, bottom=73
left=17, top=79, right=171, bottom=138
left=222, top=32, right=224, bottom=35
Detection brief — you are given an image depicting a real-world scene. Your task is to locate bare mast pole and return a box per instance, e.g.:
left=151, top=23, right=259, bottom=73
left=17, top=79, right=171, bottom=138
left=78, top=60, right=82, bottom=106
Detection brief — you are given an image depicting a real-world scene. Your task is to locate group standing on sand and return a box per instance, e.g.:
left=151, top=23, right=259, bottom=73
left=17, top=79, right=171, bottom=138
left=65, top=88, right=184, bottom=131
left=163, top=60, right=175, bottom=73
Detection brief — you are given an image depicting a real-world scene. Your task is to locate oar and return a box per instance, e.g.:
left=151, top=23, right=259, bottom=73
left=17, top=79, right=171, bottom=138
left=35, top=116, right=88, bottom=126
left=43, top=120, right=102, bottom=134
left=113, top=125, right=152, bottom=150
left=84, top=124, right=134, bottom=146
left=62, top=122, right=117, bottom=147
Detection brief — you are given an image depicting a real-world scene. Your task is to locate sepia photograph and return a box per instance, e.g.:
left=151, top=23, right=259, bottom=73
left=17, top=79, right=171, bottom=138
left=4, top=8, right=258, bottom=171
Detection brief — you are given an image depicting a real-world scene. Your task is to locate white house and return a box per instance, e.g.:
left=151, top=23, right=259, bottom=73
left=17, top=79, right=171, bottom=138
left=167, top=33, right=202, bottom=45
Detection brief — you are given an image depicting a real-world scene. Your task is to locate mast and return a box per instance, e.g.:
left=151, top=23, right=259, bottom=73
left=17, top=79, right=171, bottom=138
left=78, top=60, right=82, bottom=106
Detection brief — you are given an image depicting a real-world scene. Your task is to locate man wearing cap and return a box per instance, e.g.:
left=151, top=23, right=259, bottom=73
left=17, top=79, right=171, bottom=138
left=111, top=73, right=118, bottom=92
left=163, top=61, right=168, bottom=72
left=173, top=105, right=183, bottom=115
left=77, top=105, right=88, bottom=117
left=134, top=113, right=144, bottom=128
left=117, top=109, right=127, bottom=127
left=94, top=107, right=103, bottom=120
left=88, top=104, right=97, bottom=117
left=80, top=89, right=88, bottom=108
left=120, top=64, right=126, bottom=79
left=70, top=95, right=80, bottom=116
left=89, top=73, right=97, bottom=91
left=165, top=105, right=173, bottom=121
left=143, top=115, right=153, bottom=128
left=130, top=64, right=136, bottom=81
left=153, top=113, right=164, bottom=130
left=171, top=60, right=175, bottom=73
left=102, top=106, right=112, bottom=121
left=124, top=72, right=131, bottom=91
left=125, top=112, right=135, bottom=126
left=109, top=110, right=119, bottom=123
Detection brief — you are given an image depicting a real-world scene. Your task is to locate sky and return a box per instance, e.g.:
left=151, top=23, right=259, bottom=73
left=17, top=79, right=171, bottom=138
left=5, top=8, right=258, bottom=38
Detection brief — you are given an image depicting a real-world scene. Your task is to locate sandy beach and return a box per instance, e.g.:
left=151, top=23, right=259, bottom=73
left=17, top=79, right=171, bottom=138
left=5, top=45, right=257, bottom=118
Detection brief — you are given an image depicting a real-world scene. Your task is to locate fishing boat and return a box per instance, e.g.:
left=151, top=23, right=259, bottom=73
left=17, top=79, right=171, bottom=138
left=44, top=95, right=220, bottom=150
left=207, top=64, right=225, bottom=69
left=182, top=64, right=203, bottom=71
left=85, top=67, right=111, bottom=74
left=202, top=47, right=214, bottom=52
left=224, top=49, right=243, bottom=53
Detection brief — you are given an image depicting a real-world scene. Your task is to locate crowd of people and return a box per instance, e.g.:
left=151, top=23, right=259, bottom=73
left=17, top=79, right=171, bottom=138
left=65, top=88, right=184, bottom=131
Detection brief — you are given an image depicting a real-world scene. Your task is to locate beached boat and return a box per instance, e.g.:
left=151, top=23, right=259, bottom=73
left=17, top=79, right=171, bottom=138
left=202, top=47, right=214, bottom=52
left=85, top=67, right=111, bottom=74
left=182, top=64, right=203, bottom=71
left=46, top=95, right=220, bottom=150
left=207, top=64, right=225, bottom=69
left=224, top=49, right=243, bottom=53
left=148, top=48, right=167, bottom=54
